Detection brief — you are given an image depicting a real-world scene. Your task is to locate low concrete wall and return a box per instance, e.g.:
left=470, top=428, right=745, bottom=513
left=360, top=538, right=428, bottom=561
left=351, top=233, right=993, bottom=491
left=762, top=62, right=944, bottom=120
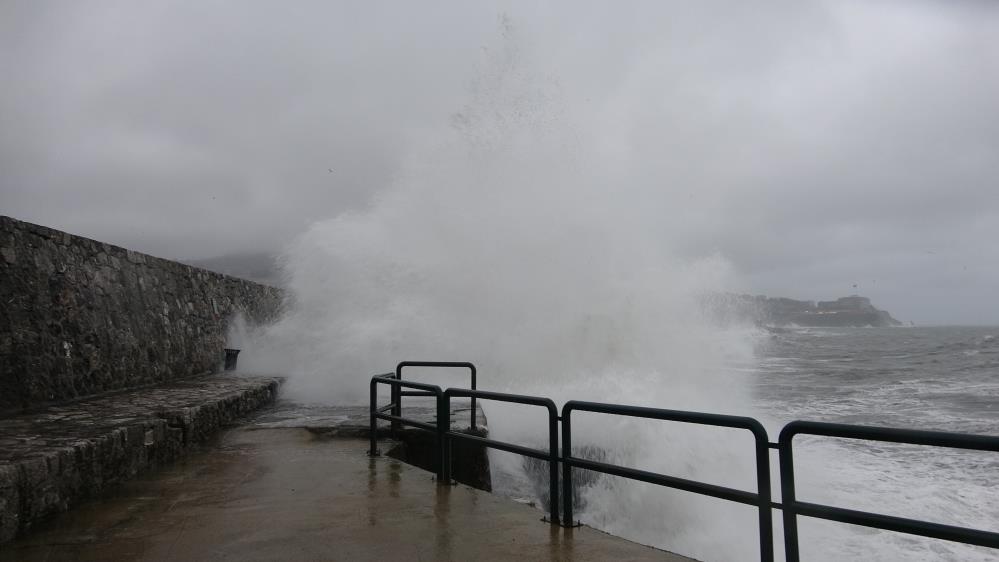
left=386, top=428, right=492, bottom=491
left=0, top=375, right=282, bottom=543
left=0, top=216, right=283, bottom=413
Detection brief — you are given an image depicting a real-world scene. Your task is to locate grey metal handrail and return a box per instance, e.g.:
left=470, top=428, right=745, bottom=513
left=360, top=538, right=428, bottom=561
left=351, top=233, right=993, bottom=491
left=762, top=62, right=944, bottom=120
left=367, top=363, right=999, bottom=561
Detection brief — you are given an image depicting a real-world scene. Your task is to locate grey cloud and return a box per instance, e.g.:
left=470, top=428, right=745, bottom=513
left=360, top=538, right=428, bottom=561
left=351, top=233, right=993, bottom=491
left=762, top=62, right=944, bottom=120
left=1, top=1, right=997, bottom=324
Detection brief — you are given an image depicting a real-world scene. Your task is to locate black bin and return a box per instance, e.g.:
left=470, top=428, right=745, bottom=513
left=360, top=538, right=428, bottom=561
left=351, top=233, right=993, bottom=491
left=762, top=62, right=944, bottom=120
left=224, top=348, right=240, bottom=371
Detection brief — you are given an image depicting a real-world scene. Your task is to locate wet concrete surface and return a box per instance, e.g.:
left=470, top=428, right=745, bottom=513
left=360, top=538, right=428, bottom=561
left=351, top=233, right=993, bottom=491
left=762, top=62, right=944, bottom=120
left=1, top=427, right=694, bottom=561
left=246, top=397, right=484, bottom=436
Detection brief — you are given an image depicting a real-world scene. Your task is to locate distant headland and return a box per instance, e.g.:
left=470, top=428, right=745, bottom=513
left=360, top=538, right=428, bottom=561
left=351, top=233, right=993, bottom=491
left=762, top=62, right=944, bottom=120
left=711, top=294, right=903, bottom=328
left=181, top=253, right=905, bottom=328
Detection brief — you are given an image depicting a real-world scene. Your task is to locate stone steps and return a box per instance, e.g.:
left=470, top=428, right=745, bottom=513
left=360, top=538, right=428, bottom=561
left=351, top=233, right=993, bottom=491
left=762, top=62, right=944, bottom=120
left=0, top=373, right=282, bottom=543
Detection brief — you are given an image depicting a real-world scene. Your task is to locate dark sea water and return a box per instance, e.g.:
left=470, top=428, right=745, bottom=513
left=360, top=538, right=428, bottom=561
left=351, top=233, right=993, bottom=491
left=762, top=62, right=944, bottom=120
left=752, top=326, right=999, bottom=561
left=485, top=326, right=999, bottom=561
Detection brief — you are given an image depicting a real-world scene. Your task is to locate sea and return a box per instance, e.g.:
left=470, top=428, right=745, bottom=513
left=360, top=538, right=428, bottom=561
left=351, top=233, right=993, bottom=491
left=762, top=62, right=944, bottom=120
left=752, top=325, right=999, bottom=561
left=487, top=325, right=999, bottom=562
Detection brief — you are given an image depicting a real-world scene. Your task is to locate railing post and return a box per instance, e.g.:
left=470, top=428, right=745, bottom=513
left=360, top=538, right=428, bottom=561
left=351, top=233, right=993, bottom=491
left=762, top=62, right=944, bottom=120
left=548, top=404, right=560, bottom=525
left=561, top=406, right=574, bottom=526
left=752, top=431, right=774, bottom=562
left=391, top=373, right=401, bottom=434
left=439, top=391, right=450, bottom=483
left=779, top=435, right=800, bottom=562
left=470, top=364, right=477, bottom=432
left=368, top=378, right=379, bottom=456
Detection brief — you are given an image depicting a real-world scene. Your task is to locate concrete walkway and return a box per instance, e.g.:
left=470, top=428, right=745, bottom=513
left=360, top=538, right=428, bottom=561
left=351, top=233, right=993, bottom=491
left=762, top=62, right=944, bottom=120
left=1, top=427, right=695, bottom=561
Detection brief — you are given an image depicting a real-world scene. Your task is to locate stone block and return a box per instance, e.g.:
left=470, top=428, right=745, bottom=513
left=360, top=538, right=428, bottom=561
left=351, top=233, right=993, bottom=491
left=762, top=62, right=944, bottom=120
left=0, top=464, right=20, bottom=543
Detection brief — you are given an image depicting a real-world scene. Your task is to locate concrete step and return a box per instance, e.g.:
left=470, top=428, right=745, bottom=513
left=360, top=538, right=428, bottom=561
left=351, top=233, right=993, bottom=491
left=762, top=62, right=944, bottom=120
left=0, top=374, right=282, bottom=543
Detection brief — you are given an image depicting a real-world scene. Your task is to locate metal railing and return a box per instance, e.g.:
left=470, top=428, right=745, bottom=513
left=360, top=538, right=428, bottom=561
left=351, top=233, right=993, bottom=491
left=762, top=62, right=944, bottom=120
left=369, top=373, right=447, bottom=479
left=443, top=388, right=560, bottom=524
left=367, top=361, right=999, bottom=561
left=561, top=401, right=774, bottom=562
left=395, top=361, right=477, bottom=431
left=778, top=420, right=999, bottom=562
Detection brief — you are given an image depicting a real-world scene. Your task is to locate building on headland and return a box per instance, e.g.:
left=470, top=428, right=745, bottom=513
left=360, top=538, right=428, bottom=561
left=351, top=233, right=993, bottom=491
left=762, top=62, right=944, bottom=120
left=704, top=293, right=902, bottom=327
left=817, top=295, right=873, bottom=311
left=785, top=295, right=901, bottom=327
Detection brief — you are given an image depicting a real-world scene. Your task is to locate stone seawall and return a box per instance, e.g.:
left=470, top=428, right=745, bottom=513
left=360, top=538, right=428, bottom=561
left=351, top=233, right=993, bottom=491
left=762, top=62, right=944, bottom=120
left=0, top=216, right=283, bottom=413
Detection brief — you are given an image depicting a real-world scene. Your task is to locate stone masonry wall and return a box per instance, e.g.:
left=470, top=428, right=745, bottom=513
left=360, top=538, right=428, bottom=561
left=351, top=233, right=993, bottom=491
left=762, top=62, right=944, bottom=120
left=0, top=216, right=283, bottom=413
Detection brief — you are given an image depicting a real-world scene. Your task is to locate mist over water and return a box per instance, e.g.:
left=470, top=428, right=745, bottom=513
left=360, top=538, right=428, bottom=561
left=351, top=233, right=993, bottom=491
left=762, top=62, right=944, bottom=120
left=245, top=20, right=767, bottom=561
left=251, top=20, right=754, bottom=411
left=236, top=17, right=999, bottom=562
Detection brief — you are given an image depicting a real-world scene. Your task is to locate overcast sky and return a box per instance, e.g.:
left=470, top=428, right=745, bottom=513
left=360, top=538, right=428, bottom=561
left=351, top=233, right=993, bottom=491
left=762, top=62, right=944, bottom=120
left=2, top=1, right=998, bottom=325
